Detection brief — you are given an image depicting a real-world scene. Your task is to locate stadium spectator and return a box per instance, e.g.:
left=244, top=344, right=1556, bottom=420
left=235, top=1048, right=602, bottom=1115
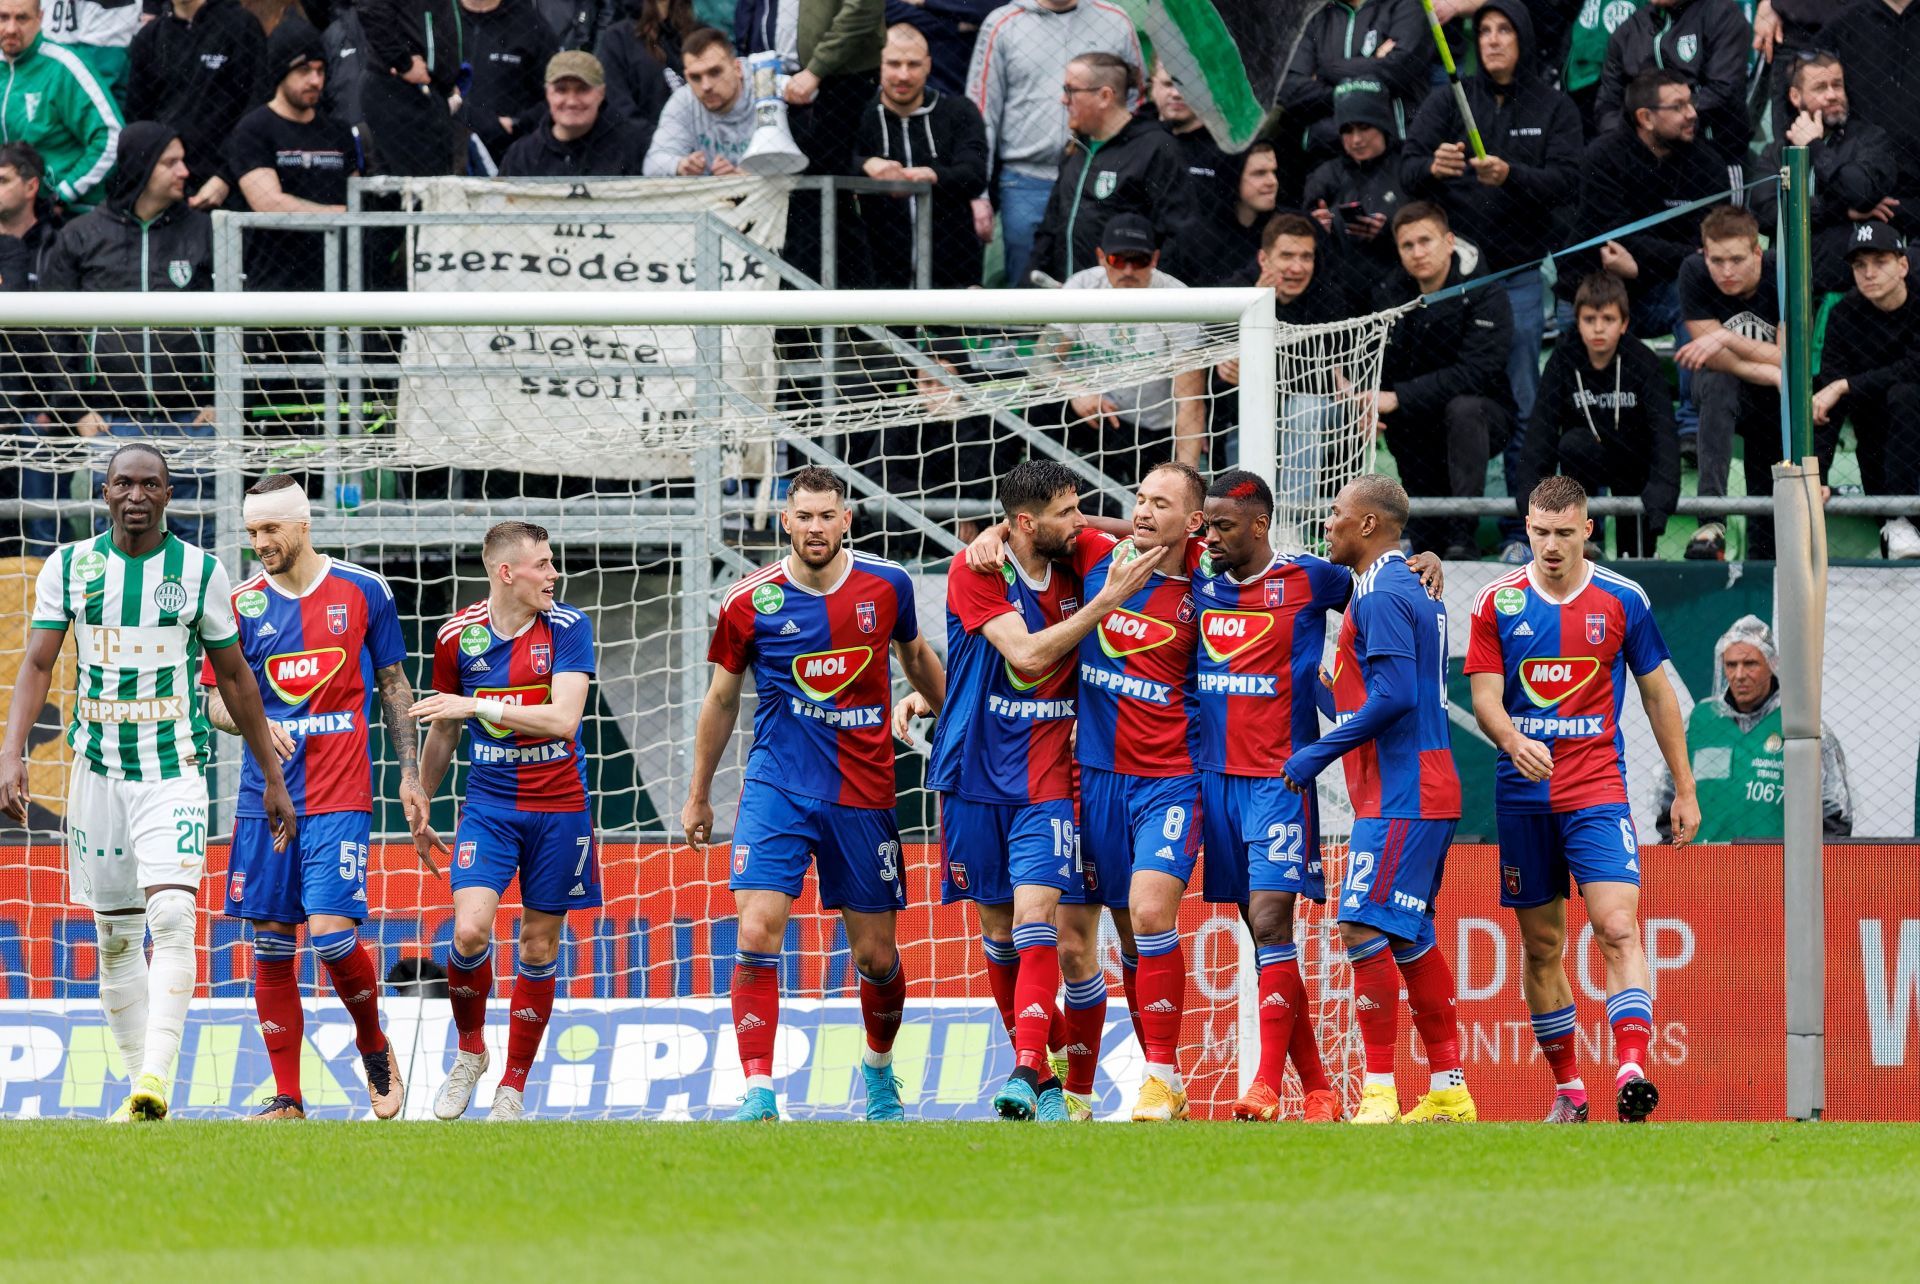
left=0, top=0, right=122, bottom=209
left=40, top=0, right=140, bottom=98
left=1595, top=0, right=1753, bottom=159
left=1368, top=200, right=1514, bottom=558
left=230, top=19, right=356, bottom=291
left=1175, top=139, right=1276, bottom=287
left=1677, top=204, right=1780, bottom=561
left=456, top=0, right=558, bottom=170
left=321, top=1, right=372, bottom=127
left=1563, top=70, right=1744, bottom=338
left=1749, top=52, right=1898, bottom=294
left=534, top=0, right=616, bottom=51
left=1654, top=615, right=1854, bottom=840
left=358, top=0, right=464, bottom=175
left=641, top=26, right=752, bottom=174
left=596, top=0, right=696, bottom=131
left=965, top=0, right=1141, bottom=289
left=1026, top=51, right=1189, bottom=283
left=1561, top=0, right=1643, bottom=129
left=0, top=143, right=56, bottom=291
left=1053, top=212, right=1206, bottom=473
left=0, top=141, right=62, bottom=555
left=883, top=0, right=990, bottom=96
left=40, top=122, right=216, bottom=546
left=1516, top=272, right=1679, bottom=559
left=1279, top=0, right=1429, bottom=164
left=1750, top=0, right=1856, bottom=142
left=1402, top=0, right=1579, bottom=435
left=853, top=24, right=987, bottom=289
left=126, top=0, right=270, bottom=205
left=1826, top=0, right=1920, bottom=238
left=501, top=50, right=649, bottom=174
left=1302, top=80, right=1406, bottom=313
left=1146, top=60, right=1229, bottom=216
left=1813, top=220, right=1920, bottom=560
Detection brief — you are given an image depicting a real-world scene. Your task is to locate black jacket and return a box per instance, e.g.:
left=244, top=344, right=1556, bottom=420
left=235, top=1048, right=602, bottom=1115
left=1816, top=276, right=1920, bottom=411
left=1595, top=0, right=1752, bottom=157
left=1751, top=116, right=1898, bottom=292
left=39, top=123, right=214, bottom=421
left=1519, top=334, right=1681, bottom=527
left=534, top=0, right=619, bottom=51
left=1827, top=1, right=1920, bottom=233
left=458, top=0, right=557, bottom=162
left=360, top=0, right=464, bottom=96
left=1399, top=0, right=1581, bottom=271
left=1374, top=259, right=1514, bottom=421
left=0, top=212, right=64, bottom=421
left=1561, top=127, right=1743, bottom=302
left=1302, top=149, right=1407, bottom=302
left=851, top=88, right=988, bottom=290
left=595, top=19, right=674, bottom=134
left=1027, top=115, right=1195, bottom=283
left=499, top=108, right=649, bottom=175
left=323, top=8, right=373, bottom=126
left=1279, top=0, right=1431, bottom=159
left=125, top=0, right=270, bottom=188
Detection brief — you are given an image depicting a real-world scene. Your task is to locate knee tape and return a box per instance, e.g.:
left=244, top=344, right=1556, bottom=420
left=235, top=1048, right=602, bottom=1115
left=145, top=889, right=198, bottom=946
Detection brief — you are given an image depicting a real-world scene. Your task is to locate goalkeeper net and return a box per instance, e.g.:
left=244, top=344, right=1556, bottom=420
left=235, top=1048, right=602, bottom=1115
left=0, top=285, right=1402, bottom=1120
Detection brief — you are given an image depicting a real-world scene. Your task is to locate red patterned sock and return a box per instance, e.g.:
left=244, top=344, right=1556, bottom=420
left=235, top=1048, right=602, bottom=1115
left=447, top=945, right=493, bottom=1056
left=1287, top=978, right=1331, bottom=1095
left=858, top=959, right=907, bottom=1055
left=1119, top=952, right=1145, bottom=1050
left=1398, top=945, right=1462, bottom=1073
left=253, top=949, right=303, bottom=1101
left=500, top=963, right=557, bottom=1092
left=1061, top=973, right=1106, bottom=1096
left=315, top=934, right=385, bottom=1055
left=1254, top=951, right=1301, bottom=1091
left=1348, top=944, right=1401, bottom=1077
left=1011, top=924, right=1060, bottom=1075
left=982, top=938, right=1019, bottom=1038
left=1134, top=933, right=1185, bottom=1068
left=731, top=952, right=781, bottom=1079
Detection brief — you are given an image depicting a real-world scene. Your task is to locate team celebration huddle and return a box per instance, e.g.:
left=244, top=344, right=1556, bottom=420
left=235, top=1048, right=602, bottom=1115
left=0, top=443, right=1702, bottom=1126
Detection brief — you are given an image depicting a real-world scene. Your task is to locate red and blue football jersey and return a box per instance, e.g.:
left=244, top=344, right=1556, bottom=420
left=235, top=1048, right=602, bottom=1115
left=1328, top=552, right=1461, bottom=820
left=709, top=552, right=918, bottom=810
left=1192, top=551, right=1351, bottom=775
left=1075, top=531, right=1205, bottom=778
left=202, top=558, right=405, bottom=818
left=1464, top=563, right=1670, bottom=813
left=927, top=551, right=1082, bottom=805
left=431, top=600, right=595, bottom=812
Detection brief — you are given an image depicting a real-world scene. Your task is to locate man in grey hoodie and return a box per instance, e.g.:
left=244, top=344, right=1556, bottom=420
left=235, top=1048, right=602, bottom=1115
left=964, top=0, right=1140, bottom=287
left=642, top=24, right=756, bottom=175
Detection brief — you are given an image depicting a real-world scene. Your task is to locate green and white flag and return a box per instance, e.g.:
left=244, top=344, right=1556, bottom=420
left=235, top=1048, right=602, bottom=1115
left=1114, top=0, right=1329, bottom=151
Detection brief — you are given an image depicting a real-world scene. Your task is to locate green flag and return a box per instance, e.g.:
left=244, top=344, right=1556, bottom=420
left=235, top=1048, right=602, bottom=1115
left=1114, top=0, right=1329, bottom=151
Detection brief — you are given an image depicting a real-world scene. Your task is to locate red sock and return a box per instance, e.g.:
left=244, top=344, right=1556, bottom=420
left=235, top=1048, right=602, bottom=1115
left=1398, top=946, right=1462, bottom=1073
left=1254, top=957, right=1304, bottom=1091
left=983, top=940, right=1019, bottom=1038
left=1349, top=946, right=1401, bottom=1077
left=731, top=956, right=780, bottom=1079
left=1012, top=934, right=1060, bottom=1076
left=1047, top=1002, right=1069, bottom=1058
left=1120, top=952, right=1145, bottom=1050
left=499, top=965, right=557, bottom=1092
left=858, top=960, right=907, bottom=1054
left=1533, top=1005, right=1583, bottom=1089
left=447, top=947, right=493, bottom=1056
left=318, top=938, right=386, bottom=1055
left=1134, top=938, right=1184, bottom=1067
left=1611, top=994, right=1653, bottom=1080
left=1061, top=978, right=1106, bottom=1096
left=253, top=954, right=303, bottom=1101
left=1289, top=995, right=1331, bottom=1094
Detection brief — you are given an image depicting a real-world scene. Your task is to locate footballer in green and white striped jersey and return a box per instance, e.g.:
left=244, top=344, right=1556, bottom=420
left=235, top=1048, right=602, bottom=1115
left=30, top=530, right=241, bottom=781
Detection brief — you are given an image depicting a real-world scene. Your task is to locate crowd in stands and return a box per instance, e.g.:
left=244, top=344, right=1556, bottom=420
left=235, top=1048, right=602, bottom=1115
left=2, top=0, right=1918, bottom=559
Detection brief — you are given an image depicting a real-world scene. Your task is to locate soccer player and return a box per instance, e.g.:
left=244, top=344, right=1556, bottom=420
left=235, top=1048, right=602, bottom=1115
left=0, top=443, right=297, bottom=1123
left=203, top=475, right=440, bottom=1121
left=1281, top=475, right=1475, bottom=1125
left=681, top=467, right=946, bottom=1123
left=412, top=521, right=599, bottom=1122
left=899, top=459, right=1163, bottom=1121
left=1465, top=475, right=1700, bottom=1123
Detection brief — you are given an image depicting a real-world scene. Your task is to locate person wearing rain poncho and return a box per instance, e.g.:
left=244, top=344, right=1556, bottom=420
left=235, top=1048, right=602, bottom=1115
left=1653, top=616, right=1853, bottom=842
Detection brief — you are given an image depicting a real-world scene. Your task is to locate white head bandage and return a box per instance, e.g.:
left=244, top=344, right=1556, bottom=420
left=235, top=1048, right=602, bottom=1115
left=243, top=486, right=313, bottom=526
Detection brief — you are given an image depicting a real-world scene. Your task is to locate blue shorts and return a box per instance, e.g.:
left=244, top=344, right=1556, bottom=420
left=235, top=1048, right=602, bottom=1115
left=938, top=795, right=1077, bottom=905
left=224, top=810, right=371, bottom=924
left=452, top=804, right=601, bottom=915
left=731, top=784, right=906, bottom=914
left=1065, top=766, right=1202, bottom=908
left=1496, top=803, right=1641, bottom=909
left=1200, top=772, right=1325, bottom=905
left=1338, top=816, right=1457, bottom=943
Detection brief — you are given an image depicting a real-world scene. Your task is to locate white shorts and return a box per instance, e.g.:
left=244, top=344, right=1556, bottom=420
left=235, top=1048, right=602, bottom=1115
left=65, top=769, right=211, bottom=912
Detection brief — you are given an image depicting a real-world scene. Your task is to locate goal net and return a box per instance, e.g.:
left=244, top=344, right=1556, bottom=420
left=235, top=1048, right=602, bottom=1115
left=0, top=287, right=1403, bottom=1120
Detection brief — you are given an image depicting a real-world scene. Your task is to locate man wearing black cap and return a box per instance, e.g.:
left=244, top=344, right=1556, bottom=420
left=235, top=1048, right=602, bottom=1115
left=500, top=50, right=648, bottom=176
left=1814, top=220, right=1920, bottom=559
left=1302, top=79, right=1408, bottom=306
left=1055, top=212, right=1207, bottom=472
left=231, top=19, right=358, bottom=293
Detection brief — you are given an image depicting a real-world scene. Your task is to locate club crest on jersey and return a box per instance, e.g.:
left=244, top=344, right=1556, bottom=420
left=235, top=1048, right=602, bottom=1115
left=1675, top=33, right=1697, bottom=62
left=230, top=871, right=246, bottom=901
left=152, top=579, right=188, bottom=614
left=1098, top=607, right=1178, bottom=658
left=856, top=600, right=877, bottom=634
left=1585, top=614, right=1607, bottom=646
left=733, top=845, right=750, bottom=876
left=236, top=589, right=268, bottom=617
left=458, top=842, right=476, bottom=869
left=327, top=604, right=349, bottom=635
left=265, top=647, right=346, bottom=705
left=1264, top=578, right=1284, bottom=608
left=792, top=646, right=874, bottom=701
left=1503, top=865, right=1521, bottom=897
left=1060, top=597, right=1079, bottom=617
left=949, top=861, right=969, bottom=891
left=1518, top=656, right=1602, bottom=708
left=1177, top=594, right=1196, bottom=623
left=531, top=642, right=552, bottom=675
left=1200, top=609, right=1274, bottom=662
left=474, top=684, right=549, bottom=737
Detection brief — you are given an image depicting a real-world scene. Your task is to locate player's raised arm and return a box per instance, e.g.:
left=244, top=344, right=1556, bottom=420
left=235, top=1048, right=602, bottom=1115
left=1281, top=593, right=1420, bottom=790
left=978, top=543, right=1164, bottom=677
left=0, top=626, right=65, bottom=826
left=1634, top=666, right=1699, bottom=845
left=206, top=642, right=298, bottom=853
left=681, top=663, right=746, bottom=847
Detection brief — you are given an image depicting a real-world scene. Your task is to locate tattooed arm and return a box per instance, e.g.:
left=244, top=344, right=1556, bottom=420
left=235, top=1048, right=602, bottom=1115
left=377, top=661, right=446, bottom=871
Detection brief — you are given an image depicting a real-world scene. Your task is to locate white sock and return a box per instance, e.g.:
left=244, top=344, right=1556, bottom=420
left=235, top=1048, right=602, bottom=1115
left=93, top=913, right=148, bottom=1079
left=1431, top=1067, right=1466, bottom=1092
left=1557, top=1077, right=1586, bottom=1094
left=1364, top=1071, right=1396, bottom=1091
left=861, top=1047, right=893, bottom=1070
left=139, top=890, right=198, bottom=1083
left=745, top=1074, right=775, bottom=1093
left=1147, top=1062, right=1183, bottom=1094
left=1617, top=1061, right=1645, bottom=1083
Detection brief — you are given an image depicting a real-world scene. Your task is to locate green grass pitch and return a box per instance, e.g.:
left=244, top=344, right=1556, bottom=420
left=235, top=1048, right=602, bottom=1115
left=2, top=1122, right=1911, bottom=1281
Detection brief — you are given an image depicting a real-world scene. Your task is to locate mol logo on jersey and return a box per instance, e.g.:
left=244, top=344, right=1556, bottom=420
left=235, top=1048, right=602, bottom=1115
left=1097, top=608, right=1177, bottom=659
left=1519, top=656, right=1602, bottom=708
left=474, top=684, right=549, bottom=738
left=265, top=648, right=346, bottom=705
left=1200, top=610, right=1273, bottom=662
left=792, top=646, right=874, bottom=701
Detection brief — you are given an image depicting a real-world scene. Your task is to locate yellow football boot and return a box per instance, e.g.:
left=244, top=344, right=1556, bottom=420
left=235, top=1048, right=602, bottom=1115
left=1402, top=1084, right=1477, bottom=1124
left=1130, top=1073, right=1190, bottom=1122
left=1350, top=1082, right=1402, bottom=1125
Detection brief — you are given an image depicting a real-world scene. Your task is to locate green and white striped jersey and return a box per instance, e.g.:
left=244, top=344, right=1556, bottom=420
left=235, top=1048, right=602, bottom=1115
left=31, top=532, right=239, bottom=781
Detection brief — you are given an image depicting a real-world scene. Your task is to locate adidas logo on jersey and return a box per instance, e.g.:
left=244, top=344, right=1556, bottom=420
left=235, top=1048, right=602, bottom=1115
left=1514, top=621, right=1534, bottom=636
left=258, top=621, right=277, bottom=636
left=470, top=658, right=490, bottom=672
left=1155, top=846, right=1174, bottom=860
left=1626, top=858, right=1640, bottom=873
left=736, top=1012, right=767, bottom=1032
left=1144, top=998, right=1177, bottom=1014
left=511, top=1006, right=543, bottom=1021
left=779, top=620, right=800, bottom=635
left=1345, top=894, right=1361, bottom=909
left=1261, top=992, right=1291, bottom=1010
left=353, top=888, right=368, bottom=902
left=1019, top=1003, right=1050, bottom=1020
left=569, top=882, right=586, bottom=896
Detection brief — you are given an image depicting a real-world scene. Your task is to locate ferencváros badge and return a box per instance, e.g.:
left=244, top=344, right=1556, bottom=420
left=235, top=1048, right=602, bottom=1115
left=152, top=579, right=188, bottom=613
left=459, top=624, right=492, bottom=655
left=236, top=589, right=268, bottom=618
left=752, top=583, right=784, bottom=614
left=1494, top=587, right=1526, bottom=615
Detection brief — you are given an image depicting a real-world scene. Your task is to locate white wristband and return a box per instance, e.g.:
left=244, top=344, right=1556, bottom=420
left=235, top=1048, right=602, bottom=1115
left=474, top=698, right=506, bottom=724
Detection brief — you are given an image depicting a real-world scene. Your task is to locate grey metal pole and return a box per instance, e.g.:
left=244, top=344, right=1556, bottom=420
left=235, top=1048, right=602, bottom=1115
left=209, top=211, right=246, bottom=834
